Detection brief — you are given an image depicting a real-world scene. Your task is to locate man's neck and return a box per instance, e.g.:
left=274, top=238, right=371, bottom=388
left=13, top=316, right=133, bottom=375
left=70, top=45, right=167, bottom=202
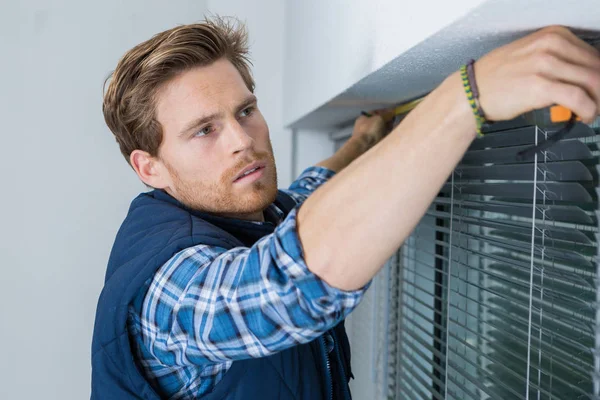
left=215, top=209, right=266, bottom=223
left=162, top=188, right=267, bottom=222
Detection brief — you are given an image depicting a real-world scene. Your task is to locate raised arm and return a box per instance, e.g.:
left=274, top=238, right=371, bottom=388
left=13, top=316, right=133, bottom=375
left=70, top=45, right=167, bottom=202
left=297, top=26, right=600, bottom=291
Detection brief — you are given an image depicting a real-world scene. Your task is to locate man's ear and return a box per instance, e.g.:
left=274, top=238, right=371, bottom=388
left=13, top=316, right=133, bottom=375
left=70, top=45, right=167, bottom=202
left=130, top=150, right=169, bottom=189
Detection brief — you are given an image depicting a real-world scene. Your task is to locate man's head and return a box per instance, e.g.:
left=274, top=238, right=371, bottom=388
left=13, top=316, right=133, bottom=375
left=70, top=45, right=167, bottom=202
left=103, top=18, right=278, bottom=221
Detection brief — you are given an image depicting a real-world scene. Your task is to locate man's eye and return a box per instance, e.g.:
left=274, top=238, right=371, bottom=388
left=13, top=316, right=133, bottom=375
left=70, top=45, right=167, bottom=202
left=240, top=107, right=255, bottom=118
left=195, top=126, right=213, bottom=137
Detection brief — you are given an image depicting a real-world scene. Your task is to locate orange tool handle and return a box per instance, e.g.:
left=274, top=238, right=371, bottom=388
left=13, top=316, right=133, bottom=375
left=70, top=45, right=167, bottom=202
left=550, top=105, right=581, bottom=123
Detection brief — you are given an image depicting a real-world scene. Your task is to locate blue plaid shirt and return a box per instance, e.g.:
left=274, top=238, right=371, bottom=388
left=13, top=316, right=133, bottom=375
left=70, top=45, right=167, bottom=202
left=127, top=166, right=368, bottom=399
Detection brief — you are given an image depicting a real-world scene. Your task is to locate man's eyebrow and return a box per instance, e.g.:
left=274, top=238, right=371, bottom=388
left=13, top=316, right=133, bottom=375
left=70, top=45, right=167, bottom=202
left=237, top=94, right=258, bottom=111
left=179, top=112, right=221, bottom=137
left=178, top=95, right=258, bottom=137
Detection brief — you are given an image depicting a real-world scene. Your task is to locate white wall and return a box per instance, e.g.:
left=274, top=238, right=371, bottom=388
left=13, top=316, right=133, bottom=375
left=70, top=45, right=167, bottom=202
left=0, top=1, right=288, bottom=399
left=292, top=129, right=335, bottom=178
left=283, top=0, right=486, bottom=127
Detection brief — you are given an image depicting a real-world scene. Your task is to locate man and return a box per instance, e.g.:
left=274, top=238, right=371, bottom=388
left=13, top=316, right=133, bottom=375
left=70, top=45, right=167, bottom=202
left=91, top=16, right=600, bottom=400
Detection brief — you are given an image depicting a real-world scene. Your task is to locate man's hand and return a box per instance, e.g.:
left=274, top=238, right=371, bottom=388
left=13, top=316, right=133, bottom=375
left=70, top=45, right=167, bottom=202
left=315, top=109, right=393, bottom=173
left=350, top=109, right=394, bottom=152
left=476, top=25, right=600, bottom=123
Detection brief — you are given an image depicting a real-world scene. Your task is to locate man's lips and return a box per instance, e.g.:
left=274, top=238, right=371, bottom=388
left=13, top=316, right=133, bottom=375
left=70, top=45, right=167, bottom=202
left=233, top=161, right=266, bottom=182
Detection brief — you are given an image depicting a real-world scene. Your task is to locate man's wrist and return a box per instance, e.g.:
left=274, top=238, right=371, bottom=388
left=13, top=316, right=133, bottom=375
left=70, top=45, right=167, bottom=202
left=315, top=134, right=369, bottom=172
left=346, top=134, right=373, bottom=155
left=440, top=71, right=479, bottom=140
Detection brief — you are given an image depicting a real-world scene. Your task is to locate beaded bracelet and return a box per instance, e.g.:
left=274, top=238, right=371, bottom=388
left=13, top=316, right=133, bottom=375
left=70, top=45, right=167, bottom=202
left=466, top=60, right=486, bottom=119
left=460, top=60, right=487, bottom=137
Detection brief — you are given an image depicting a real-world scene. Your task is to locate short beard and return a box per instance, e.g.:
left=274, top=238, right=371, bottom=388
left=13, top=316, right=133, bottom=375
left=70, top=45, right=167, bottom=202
left=163, top=147, right=278, bottom=219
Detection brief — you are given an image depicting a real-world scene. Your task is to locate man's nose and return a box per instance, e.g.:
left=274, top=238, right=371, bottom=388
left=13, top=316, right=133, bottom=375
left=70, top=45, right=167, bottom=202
left=226, top=119, right=254, bottom=154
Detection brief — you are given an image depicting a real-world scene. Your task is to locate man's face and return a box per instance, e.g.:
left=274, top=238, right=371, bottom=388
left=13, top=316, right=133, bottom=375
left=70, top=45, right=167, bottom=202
left=153, top=58, right=278, bottom=221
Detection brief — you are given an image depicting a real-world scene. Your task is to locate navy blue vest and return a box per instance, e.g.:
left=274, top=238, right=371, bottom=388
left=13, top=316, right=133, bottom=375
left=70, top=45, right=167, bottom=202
left=91, top=189, right=353, bottom=399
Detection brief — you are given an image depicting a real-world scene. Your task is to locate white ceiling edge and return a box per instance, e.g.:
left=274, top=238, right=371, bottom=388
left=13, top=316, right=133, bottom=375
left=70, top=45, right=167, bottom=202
left=288, top=0, right=600, bottom=130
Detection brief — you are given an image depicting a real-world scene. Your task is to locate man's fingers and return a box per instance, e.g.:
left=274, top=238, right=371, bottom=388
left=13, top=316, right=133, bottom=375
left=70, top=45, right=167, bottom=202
left=539, top=79, right=598, bottom=123
left=528, top=27, right=600, bottom=120
left=530, top=26, right=600, bottom=58
left=373, top=108, right=396, bottom=123
left=542, top=32, right=600, bottom=72
left=551, top=26, right=600, bottom=58
left=535, top=53, right=600, bottom=110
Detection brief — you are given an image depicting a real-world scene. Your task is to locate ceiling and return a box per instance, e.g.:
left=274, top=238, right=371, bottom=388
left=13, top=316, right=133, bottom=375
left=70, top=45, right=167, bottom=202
left=289, top=0, right=600, bottom=130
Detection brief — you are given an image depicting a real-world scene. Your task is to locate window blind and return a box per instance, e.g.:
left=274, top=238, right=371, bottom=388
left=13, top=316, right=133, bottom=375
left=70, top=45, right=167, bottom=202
left=394, top=117, right=600, bottom=400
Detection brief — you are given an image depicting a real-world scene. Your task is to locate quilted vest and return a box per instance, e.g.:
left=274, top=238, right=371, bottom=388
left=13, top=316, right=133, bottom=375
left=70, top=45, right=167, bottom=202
left=91, top=189, right=353, bottom=399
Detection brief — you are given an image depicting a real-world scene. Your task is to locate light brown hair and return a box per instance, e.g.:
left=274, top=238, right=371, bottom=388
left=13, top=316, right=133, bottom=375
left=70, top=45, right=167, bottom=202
left=102, top=17, right=254, bottom=164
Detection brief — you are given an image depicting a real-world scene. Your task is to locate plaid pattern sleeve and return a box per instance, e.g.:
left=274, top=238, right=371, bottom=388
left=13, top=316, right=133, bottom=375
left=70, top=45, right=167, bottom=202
left=281, top=165, right=337, bottom=204
left=127, top=165, right=367, bottom=398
